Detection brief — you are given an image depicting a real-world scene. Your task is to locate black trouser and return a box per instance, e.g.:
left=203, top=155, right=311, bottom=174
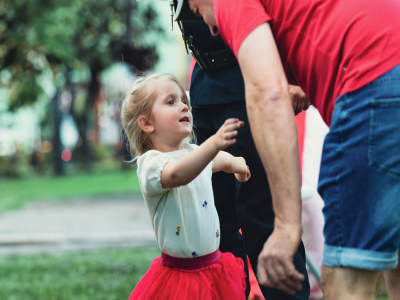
left=192, top=103, right=310, bottom=300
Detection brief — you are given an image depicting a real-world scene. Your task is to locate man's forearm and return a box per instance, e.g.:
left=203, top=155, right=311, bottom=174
left=238, top=22, right=304, bottom=292
left=246, top=88, right=302, bottom=230
left=238, top=23, right=302, bottom=232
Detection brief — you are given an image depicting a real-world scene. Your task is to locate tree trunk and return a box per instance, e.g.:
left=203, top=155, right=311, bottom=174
left=52, top=90, right=64, bottom=176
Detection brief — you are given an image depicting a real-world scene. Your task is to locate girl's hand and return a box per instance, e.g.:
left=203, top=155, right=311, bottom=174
left=235, top=165, right=251, bottom=182
left=213, top=118, right=244, bottom=151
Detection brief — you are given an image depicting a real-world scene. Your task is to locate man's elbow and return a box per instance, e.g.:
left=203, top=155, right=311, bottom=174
left=247, top=84, right=289, bottom=114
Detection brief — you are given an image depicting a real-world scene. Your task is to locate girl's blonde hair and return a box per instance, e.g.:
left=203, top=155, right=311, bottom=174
left=121, top=73, right=195, bottom=161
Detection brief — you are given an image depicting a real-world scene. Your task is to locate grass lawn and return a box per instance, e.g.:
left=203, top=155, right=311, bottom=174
left=377, top=291, right=389, bottom=300
left=0, top=245, right=390, bottom=300
left=0, top=247, right=160, bottom=300
left=0, top=171, right=141, bottom=214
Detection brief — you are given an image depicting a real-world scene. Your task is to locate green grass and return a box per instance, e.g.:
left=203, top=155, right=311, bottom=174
left=0, top=171, right=141, bottom=214
left=377, top=291, right=389, bottom=300
left=0, top=247, right=160, bottom=300
left=0, top=245, right=391, bottom=300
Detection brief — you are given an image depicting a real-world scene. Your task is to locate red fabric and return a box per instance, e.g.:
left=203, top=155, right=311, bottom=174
left=161, top=248, right=220, bottom=271
left=129, top=251, right=247, bottom=300
left=214, top=0, right=400, bottom=125
left=248, top=258, right=265, bottom=300
left=295, top=111, right=306, bottom=183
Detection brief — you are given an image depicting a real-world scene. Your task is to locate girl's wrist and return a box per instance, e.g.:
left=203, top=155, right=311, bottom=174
left=209, top=135, right=221, bottom=152
left=235, top=157, right=247, bottom=173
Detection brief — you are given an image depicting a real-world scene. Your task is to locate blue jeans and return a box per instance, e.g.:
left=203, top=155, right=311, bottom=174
left=318, top=64, right=400, bottom=270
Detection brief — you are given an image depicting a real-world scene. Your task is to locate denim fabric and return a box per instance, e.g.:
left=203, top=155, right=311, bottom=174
left=318, top=64, right=400, bottom=270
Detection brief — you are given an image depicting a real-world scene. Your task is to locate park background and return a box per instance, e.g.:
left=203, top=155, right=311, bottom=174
left=0, top=0, right=389, bottom=299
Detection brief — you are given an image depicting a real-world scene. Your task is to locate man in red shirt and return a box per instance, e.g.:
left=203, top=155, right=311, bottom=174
left=173, top=0, right=400, bottom=299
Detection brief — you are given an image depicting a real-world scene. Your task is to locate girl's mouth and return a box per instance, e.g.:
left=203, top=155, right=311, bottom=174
left=179, top=116, right=190, bottom=123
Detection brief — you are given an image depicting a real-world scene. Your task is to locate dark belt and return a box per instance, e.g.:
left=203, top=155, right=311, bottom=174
left=178, top=21, right=237, bottom=70
left=190, top=48, right=237, bottom=70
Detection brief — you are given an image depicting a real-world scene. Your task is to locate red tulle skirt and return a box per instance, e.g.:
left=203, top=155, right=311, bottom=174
left=129, top=251, right=247, bottom=300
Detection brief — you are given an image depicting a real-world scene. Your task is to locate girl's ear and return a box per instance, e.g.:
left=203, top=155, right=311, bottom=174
left=138, top=116, right=154, bottom=133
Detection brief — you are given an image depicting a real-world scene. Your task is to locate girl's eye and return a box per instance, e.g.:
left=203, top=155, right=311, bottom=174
left=167, top=100, right=173, bottom=105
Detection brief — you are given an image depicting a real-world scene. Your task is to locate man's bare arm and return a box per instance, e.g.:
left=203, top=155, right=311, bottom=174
left=238, top=22, right=304, bottom=294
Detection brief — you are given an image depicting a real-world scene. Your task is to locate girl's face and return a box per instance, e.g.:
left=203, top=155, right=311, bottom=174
left=150, top=79, right=192, bottom=147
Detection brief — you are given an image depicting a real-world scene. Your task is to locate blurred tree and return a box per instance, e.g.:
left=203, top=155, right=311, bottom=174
left=0, top=0, right=80, bottom=111
left=69, top=0, right=161, bottom=169
left=0, top=0, right=162, bottom=174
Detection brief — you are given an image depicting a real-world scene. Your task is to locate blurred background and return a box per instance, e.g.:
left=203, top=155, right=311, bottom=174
left=0, top=0, right=190, bottom=180
left=0, top=0, right=190, bottom=299
left=0, top=1, right=390, bottom=299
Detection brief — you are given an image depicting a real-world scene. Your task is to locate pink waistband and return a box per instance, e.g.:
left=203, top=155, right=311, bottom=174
left=161, top=249, right=220, bottom=271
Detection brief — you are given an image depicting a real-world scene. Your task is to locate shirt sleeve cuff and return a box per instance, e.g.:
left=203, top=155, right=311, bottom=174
left=232, top=16, right=271, bottom=60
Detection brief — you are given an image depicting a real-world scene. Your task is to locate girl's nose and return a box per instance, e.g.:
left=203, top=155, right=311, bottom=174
left=181, top=103, right=189, bottom=112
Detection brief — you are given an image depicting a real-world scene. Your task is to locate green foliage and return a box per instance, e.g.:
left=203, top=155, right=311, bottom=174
left=0, top=170, right=141, bottom=213
left=0, top=0, right=162, bottom=111
left=0, top=0, right=81, bottom=110
left=8, top=75, right=44, bottom=111
left=0, top=247, right=161, bottom=300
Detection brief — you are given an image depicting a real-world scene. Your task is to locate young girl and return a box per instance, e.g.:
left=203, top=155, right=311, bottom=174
left=121, top=73, right=251, bottom=300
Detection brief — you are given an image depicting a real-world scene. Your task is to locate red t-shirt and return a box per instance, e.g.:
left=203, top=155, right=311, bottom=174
left=214, top=0, right=400, bottom=125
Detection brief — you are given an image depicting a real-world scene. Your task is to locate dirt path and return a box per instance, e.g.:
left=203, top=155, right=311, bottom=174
left=0, top=195, right=156, bottom=255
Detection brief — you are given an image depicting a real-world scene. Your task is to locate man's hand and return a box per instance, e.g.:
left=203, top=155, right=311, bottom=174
left=289, top=85, right=310, bottom=115
left=238, top=23, right=304, bottom=294
left=213, top=118, right=244, bottom=151
left=257, top=225, right=304, bottom=294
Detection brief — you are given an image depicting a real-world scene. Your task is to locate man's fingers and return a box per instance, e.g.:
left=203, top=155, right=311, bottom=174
left=265, top=258, right=298, bottom=292
left=280, top=274, right=303, bottom=292
left=275, top=283, right=297, bottom=295
left=303, top=99, right=310, bottom=111
left=258, top=247, right=304, bottom=293
left=282, top=259, right=305, bottom=282
left=265, top=258, right=282, bottom=286
left=270, top=259, right=287, bottom=283
left=257, top=261, right=269, bottom=286
left=258, top=260, right=300, bottom=294
left=295, top=99, right=301, bottom=114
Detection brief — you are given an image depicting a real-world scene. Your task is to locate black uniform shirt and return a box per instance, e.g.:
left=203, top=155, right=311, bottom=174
left=182, top=22, right=245, bottom=107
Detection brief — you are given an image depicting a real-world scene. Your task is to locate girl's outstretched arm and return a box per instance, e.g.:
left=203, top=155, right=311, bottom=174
left=212, top=151, right=251, bottom=182
left=160, top=118, right=244, bottom=188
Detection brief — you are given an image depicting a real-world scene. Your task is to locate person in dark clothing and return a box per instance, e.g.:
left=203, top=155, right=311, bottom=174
left=182, top=21, right=310, bottom=300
